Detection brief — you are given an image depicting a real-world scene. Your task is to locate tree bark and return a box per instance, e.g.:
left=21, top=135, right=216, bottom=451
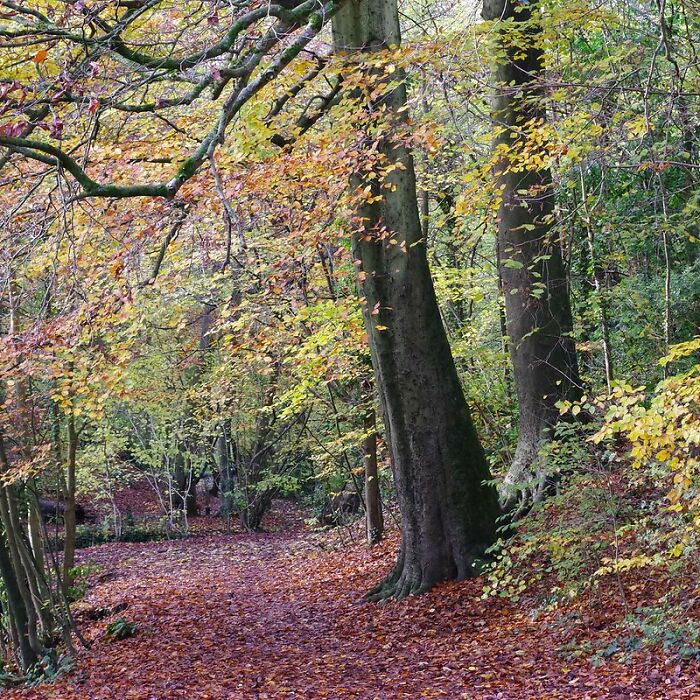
left=483, top=0, right=581, bottom=513
left=362, top=402, right=383, bottom=546
left=0, top=531, right=37, bottom=671
left=333, top=0, right=500, bottom=599
left=8, top=278, right=47, bottom=574
left=62, top=413, right=78, bottom=591
left=215, top=432, right=228, bottom=510
left=27, top=489, right=45, bottom=575
left=0, top=488, right=45, bottom=663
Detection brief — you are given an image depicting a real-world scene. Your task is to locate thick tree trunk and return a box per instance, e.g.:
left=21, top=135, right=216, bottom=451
left=239, top=492, right=273, bottom=533
left=333, top=0, right=499, bottom=599
left=185, top=476, right=199, bottom=518
left=483, top=0, right=581, bottom=514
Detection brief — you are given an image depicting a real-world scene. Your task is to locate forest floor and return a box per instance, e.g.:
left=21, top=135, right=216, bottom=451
left=7, top=502, right=700, bottom=700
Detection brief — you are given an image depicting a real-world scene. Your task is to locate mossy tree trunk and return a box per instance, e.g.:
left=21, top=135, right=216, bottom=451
left=333, top=0, right=500, bottom=599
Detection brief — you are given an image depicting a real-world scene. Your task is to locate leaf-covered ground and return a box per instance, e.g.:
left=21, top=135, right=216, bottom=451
left=8, top=505, right=700, bottom=699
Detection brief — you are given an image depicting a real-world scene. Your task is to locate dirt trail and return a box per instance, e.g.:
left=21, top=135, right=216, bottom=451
left=7, top=508, right=699, bottom=699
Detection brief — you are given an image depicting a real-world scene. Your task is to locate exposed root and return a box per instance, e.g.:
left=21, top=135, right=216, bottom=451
left=498, top=443, right=550, bottom=520
left=365, top=560, right=444, bottom=602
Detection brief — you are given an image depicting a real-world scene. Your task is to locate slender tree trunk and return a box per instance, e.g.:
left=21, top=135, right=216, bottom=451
left=3, top=282, right=51, bottom=666
left=8, top=279, right=47, bottom=574
left=362, top=401, right=383, bottom=546
left=4, top=489, right=54, bottom=634
left=483, top=0, right=581, bottom=513
left=0, top=531, right=36, bottom=671
left=62, top=413, right=78, bottom=592
left=420, top=189, right=430, bottom=240
left=333, top=0, right=499, bottom=599
left=173, top=453, right=199, bottom=518
left=494, top=231, right=514, bottom=405
left=27, top=489, right=45, bottom=575
left=237, top=373, right=279, bottom=532
left=216, top=430, right=235, bottom=520
left=662, top=227, right=672, bottom=375
left=659, top=180, right=673, bottom=378
left=0, top=488, right=44, bottom=661
left=580, top=170, right=614, bottom=391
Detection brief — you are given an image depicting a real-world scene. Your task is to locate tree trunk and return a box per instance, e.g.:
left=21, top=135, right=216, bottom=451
left=239, top=491, right=273, bottom=533
left=173, top=453, right=199, bottom=518
left=0, top=531, right=37, bottom=671
left=185, top=475, right=199, bottom=518
left=0, top=488, right=45, bottom=663
left=333, top=0, right=500, bottom=599
left=363, top=404, right=383, bottom=546
left=27, top=489, right=45, bottom=575
left=579, top=168, right=614, bottom=392
left=236, top=369, right=282, bottom=532
left=216, top=431, right=235, bottom=520
left=62, top=413, right=78, bottom=592
left=8, top=281, right=47, bottom=575
left=483, top=0, right=581, bottom=514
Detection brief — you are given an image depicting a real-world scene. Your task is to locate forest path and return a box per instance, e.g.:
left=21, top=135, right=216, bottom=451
left=7, top=508, right=699, bottom=700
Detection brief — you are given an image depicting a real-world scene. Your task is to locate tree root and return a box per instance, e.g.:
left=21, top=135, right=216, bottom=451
left=364, top=558, right=445, bottom=602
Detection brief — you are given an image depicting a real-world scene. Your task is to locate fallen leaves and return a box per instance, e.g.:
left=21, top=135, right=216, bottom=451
left=5, top=503, right=700, bottom=699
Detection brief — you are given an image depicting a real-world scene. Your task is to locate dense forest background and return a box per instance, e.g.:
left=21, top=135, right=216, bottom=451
left=0, top=0, right=699, bottom=695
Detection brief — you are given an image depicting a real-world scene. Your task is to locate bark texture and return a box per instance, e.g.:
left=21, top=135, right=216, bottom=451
left=333, top=0, right=500, bottom=599
left=483, top=0, right=581, bottom=514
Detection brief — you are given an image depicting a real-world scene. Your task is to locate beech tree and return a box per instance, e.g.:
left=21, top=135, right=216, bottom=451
left=482, top=0, right=581, bottom=514
left=333, top=0, right=500, bottom=599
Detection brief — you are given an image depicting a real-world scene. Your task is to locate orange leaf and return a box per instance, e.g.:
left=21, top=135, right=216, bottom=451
left=33, top=49, right=48, bottom=63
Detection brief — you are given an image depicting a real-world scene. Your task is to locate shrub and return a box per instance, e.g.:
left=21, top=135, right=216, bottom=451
left=105, top=617, right=138, bottom=641
left=483, top=338, right=700, bottom=659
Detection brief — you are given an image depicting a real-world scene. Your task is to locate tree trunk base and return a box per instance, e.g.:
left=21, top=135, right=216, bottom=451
left=365, top=557, right=429, bottom=601
left=365, top=541, right=486, bottom=601
left=499, top=445, right=545, bottom=516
